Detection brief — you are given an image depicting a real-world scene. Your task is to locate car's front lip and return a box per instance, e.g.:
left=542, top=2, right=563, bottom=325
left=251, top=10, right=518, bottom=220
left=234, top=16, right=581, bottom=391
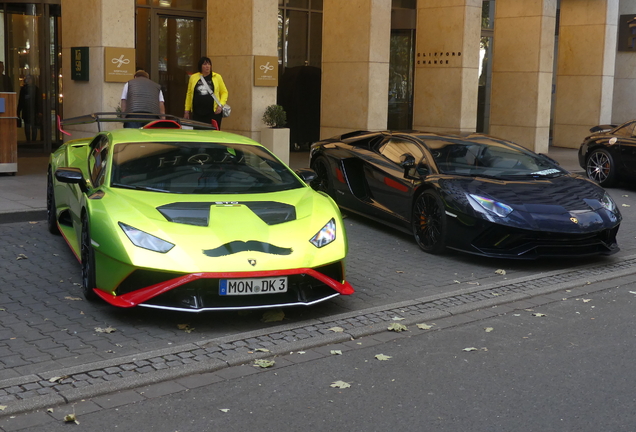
left=92, top=268, right=354, bottom=310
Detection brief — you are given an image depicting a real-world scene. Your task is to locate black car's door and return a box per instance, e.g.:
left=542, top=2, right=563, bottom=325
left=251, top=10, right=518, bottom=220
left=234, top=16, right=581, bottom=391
left=362, top=135, right=429, bottom=223
left=616, top=121, right=636, bottom=177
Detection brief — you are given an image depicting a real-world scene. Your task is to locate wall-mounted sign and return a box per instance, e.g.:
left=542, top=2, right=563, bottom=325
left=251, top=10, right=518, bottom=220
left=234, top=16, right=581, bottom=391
left=416, top=51, right=462, bottom=67
left=254, top=56, right=278, bottom=87
left=104, top=47, right=135, bottom=83
left=71, top=47, right=89, bottom=81
left=618, top=14, right=636, bottom=51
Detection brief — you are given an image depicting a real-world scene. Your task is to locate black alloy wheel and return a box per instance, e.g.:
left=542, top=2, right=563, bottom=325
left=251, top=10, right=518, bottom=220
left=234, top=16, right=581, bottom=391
left=80, top=213, right=99, bottom=301
left=311, top=156, right=334, bottom=198
left=586, top=148, right=617, bottom=187
left=412, top=190, right=447, bottom=254
left=46, top=169, right=59, bottom=234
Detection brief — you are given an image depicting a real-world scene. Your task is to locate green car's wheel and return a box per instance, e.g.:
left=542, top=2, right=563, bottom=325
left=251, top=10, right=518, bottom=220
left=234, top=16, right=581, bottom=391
left=81, top=213, right=99, bottom=301
left=412, top=190, right=447, bottom=254
left=46, top=170, right=59, bottom=235
left=312, top=156, right=334, bottom=198
left=586, top=148, right=617, bottom=187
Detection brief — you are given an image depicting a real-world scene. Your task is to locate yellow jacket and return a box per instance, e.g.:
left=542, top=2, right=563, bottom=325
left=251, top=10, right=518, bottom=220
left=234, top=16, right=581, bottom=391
left=184, top=72, right=228, bottom=112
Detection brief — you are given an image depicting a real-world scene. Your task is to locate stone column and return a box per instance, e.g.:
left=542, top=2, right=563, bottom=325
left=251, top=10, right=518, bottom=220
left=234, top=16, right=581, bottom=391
left=412, top=0, right=481, bottom=134
left=207, top=0, right=278, bottom=141
left=489, top=0, right=557, bottom=153
left=553, top=0, right=617, bottom=149
left=320, top=0, right=391, bottom=139
left=61, top=0, right=134, bottom=138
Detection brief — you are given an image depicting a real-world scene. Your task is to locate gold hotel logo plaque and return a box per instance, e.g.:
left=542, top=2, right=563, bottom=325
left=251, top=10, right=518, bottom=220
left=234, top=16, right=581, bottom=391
left=254, top=56, right=278, bottom=87
left=104, top=47, right=135, bottom=83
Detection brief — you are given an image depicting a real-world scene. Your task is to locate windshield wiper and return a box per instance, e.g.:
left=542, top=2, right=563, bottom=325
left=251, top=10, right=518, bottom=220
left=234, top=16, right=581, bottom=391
left=111, top=183, right=173, bottom=193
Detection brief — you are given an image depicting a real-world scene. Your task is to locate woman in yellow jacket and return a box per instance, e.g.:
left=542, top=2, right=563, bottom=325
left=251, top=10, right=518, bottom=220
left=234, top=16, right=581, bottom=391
left=184, top=56, right=228, bottom=129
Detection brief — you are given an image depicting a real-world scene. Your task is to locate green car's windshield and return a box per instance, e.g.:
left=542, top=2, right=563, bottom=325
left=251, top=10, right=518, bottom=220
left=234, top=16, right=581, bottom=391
left=420, top=136, right=567, bottom=179
left=110, top=142, right=304, bottom=194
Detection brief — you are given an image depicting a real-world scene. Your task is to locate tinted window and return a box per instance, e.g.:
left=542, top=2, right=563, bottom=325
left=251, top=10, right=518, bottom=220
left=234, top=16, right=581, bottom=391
left=420, top=136, right=566, bottom=179
left=379, top=138, right=425, bottom=164
left=89, top=136, right=109, bottom=187
left=111, top=142, right=304, bottom=194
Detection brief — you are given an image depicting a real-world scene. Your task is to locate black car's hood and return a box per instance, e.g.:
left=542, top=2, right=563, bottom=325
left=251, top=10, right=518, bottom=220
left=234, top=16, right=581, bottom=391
left=452, top=174, right=606, bottom=212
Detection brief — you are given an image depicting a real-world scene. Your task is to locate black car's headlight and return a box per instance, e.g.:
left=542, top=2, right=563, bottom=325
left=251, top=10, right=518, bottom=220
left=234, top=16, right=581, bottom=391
left=600, top=192, right=617, bottom=213
left=468, top=194, right=513, bottom=218
left=119, top=222, right=175, bottom=253
left=310, top=218, right=336, bottom=248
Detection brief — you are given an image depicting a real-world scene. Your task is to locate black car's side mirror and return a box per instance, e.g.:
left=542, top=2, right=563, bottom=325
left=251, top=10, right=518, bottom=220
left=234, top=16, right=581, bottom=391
left=55, top=167, right=89, bottom=193
left=399, top=153, right=417, bottom=178
left=295, top=168, right=317, bottom=184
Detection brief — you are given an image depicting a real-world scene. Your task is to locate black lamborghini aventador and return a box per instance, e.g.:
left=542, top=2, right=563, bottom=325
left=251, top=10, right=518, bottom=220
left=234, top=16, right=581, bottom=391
left=310, top=131, right=621, bottom=259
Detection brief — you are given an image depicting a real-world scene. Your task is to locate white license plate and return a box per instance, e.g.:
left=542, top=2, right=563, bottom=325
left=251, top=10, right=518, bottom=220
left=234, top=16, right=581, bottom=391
left=219, top=277, right=288, bottom=296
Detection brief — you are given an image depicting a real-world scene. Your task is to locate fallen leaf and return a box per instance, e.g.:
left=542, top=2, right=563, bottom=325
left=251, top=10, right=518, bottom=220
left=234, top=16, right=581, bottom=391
left=484, top=327, right=494, bottom=332
left=416, top=323, right=433, bottom=330
left=330, top=380, right=351, bottom=389
left=16, top=254, right=27, bottom=260
left=623, top=194, right=629, bottom=197
left=330, top=350, right=343, bottom=355
left=328, top=326, right=344, bottom=333
left=582, top=299, right=592, bottom=303
left=630, top=291, right=636, bottom=295
left=467, top=282, right=480, bottom=285
left=532, top=313, right=546, bottom=317
left=387, top=323, right=408, bottom=332
left=94, top=326, right=116, bottom=334
left=375, top=354, right=392, bottom=361
left=396, top=270, right=404, bottom=273
left=64, top=413, right=79, bottom=424
left=453, top=280, right=461, bottom=284
left=29, top=221, right=38, bottom=224
left=47, top=408, right=54, bottom=413
left=254, top=348, right=270, bottom=353
left=177, top=324, right=194, bottom=333
left=463, top=347, right=478, bottom=352
left=254, top=359, right=275, bottom=368
left=622, top=204, right=630, bottom=207
left=261, top=309, right=285, bottom=323
left=48, top=376, right=68, bottom=383
left=0, top=405, right=6, bottom=411
left=64, top=296, right=82, bottom=301
left=219, top=409, right=230, bottom=413
left=391, top=316, right=405, bottom=321
left=495, top=269, right=506, bottom=275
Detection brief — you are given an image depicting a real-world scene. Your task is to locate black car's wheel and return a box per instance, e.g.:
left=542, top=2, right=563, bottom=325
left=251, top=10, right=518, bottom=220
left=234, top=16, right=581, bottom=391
left=46, top=170, right=59, bottom=235
left=312, top=156, right=334, bottom=197
left=80, top=213, right=99, bottom=302
left=586, top=148, right=617, bottom=187
left=412, top=190, right=447, bottom=254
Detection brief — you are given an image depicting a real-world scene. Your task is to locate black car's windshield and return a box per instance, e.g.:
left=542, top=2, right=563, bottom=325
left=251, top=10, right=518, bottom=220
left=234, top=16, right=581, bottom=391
left=110, top=142, right=304, bottom=194
left=420, top=136, right=566, bottom=179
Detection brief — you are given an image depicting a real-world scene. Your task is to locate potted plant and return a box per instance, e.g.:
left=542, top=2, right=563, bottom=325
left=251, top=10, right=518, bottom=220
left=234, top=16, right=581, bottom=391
left=261, top=104, right=290, bottom=165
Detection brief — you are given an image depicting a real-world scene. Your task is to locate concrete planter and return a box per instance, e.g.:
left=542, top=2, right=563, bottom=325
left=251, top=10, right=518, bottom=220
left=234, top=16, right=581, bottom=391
left=261, top=127, right=290, bottom=166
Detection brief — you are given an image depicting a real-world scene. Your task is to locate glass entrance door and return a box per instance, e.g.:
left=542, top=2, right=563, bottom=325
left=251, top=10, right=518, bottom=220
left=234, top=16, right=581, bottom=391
left=157, top=16, right=201, bottom=117
left=135, top=6, right=204, bottom=118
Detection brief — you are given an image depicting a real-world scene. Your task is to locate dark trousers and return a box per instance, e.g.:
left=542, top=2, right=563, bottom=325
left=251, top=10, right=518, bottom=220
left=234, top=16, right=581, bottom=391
left=24, top=123, right=39, bottom=141
left=193, top=111, right=223, bottom=130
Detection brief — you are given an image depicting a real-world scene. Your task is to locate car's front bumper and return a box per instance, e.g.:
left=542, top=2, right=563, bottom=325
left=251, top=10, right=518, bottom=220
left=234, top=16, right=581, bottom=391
left=93, top=261, right=354, bottom=312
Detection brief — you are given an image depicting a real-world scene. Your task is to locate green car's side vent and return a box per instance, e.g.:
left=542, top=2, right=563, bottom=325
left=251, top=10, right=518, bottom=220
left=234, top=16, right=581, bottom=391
left=157, top=202, right=296, bottom=227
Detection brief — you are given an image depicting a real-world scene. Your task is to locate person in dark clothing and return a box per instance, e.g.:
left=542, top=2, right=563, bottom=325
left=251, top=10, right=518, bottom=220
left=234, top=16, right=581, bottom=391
left=120, top=70, right=165, bottom=128
left=0, top=61, right=13, bottom=92
left=17, top=75, right=41, bottom=141
left=184, top=56, right=228, bottom=129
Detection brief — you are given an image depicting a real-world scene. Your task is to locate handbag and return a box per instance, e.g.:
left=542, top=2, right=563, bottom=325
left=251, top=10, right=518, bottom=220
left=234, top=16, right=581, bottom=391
left=199, top=75, right=230, bottom=117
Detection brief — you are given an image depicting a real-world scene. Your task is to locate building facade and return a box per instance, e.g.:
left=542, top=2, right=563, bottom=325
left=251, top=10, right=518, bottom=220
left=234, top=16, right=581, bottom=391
left=1, top=0, right=636, bottom=162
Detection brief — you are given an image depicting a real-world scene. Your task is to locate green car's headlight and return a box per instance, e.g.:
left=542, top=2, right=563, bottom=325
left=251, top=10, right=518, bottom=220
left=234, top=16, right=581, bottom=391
left=119, top=222, right=174, bottom=253
left=600, top=192, right=617, bottom=213
left=469, top=194, right=513, bottom=218
left=310, top=218, right=337, bottom=248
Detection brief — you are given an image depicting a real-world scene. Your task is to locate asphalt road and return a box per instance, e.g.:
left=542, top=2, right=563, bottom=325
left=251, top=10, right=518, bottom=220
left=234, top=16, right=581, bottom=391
left=7, top=274, right=636, bottom=432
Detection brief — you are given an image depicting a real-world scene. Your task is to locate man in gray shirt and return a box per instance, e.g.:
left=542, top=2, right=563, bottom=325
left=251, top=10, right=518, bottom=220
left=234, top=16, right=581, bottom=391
left=120, top=70, right=165, bottom=128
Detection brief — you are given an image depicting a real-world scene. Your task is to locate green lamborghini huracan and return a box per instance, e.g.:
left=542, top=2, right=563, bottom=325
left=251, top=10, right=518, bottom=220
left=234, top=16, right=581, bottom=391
left=47, top=115, right=353, bottom=312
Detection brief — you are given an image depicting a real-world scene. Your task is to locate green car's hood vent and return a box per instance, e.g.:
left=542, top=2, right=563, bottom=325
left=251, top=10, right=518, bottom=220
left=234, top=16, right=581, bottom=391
left=157, top=201, right=296, bottom=227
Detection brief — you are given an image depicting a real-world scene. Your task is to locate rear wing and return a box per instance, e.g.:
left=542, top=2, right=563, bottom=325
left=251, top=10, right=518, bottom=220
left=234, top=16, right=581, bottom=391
left=589, top=124, right=617, bottom=133
left=58, top=112, right=219, bottom=135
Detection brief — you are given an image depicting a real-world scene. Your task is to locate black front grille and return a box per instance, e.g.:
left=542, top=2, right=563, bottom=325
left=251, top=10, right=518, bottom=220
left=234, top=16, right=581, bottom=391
left=472, top=226, right=619, bottom=259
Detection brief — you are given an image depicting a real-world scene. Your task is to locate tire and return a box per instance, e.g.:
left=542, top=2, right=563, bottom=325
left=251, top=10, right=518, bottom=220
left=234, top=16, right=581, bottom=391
left=412, top=190, right=447, bottom=254
left=586, top=148, right=618, bottom=187
left=311, top=156, right=335, bottom=198
left=80, top=213, right=99, bottom=302
left=46, top=170, right=60, bottom=235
